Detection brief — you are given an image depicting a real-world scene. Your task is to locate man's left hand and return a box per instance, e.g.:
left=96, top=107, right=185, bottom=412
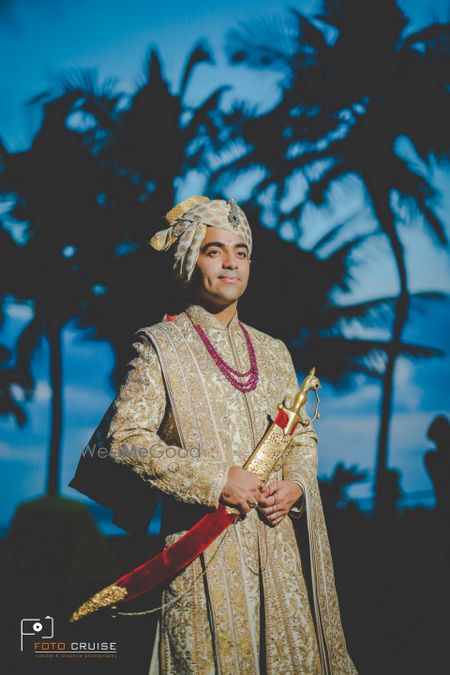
left=257, top=480, right=303, bottom=527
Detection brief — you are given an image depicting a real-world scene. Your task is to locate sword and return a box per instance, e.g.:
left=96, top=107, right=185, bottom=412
left=70, top=368, right=321, bottom=622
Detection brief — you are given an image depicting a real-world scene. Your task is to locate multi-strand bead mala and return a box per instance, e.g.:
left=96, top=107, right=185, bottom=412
left=189, top=317, right=259, bottom=392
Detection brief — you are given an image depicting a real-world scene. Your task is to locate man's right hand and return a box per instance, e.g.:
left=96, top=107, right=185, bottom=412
left=220, top=465, right=264, bottom=514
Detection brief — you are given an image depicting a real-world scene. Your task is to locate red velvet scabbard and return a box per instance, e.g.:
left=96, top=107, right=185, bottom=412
left=68, top=409, right=297, bottom=622
left=115, top=409, right=291, bottom=602
left=116, top=503, right=237, bottom=602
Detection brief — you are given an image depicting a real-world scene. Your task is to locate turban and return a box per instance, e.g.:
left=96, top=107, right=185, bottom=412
left=149, top=196, right=252, bottom=285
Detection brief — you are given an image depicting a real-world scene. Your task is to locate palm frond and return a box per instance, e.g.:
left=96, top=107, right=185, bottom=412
left=307, top=160, right=348, bottom=206
left=143, top=48, right=166, bottom=87
left=226, top=13, right=296, bottom=71
left=321, top=233, right=368, bottom=292
left=56, top=67, right=119, bottom=100
left=290, top=9, right=328, bottom=51
left=184, top=85, right=230, bottom=136
left=310, top=291, right=447, bottom=332
left=415, top=199, right=448, bottom=246
left=0, top=389, right=27, bottom=428
left=403, top=22, right=450, bottom=49
left=208, top=150, right=262, bottom=192
left=179, top=40, right=214, bottom=99
left=409, top=291, right=448, bottom=313
left=311, top=207, right=368, bottom=254
left=290, top=334, right=443, bottom=388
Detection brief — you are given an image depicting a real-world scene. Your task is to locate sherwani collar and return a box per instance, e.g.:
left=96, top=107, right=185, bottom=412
left=185, top=304, right=241, bottom=333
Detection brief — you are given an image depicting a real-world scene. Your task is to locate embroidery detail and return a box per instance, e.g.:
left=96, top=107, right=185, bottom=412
left=227, top=197, right=240, bottom=229
left=92, top=309, right=357, bottom=674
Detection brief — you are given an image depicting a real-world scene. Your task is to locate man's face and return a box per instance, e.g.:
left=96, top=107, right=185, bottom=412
left=191, top=226, right=251, bottom=307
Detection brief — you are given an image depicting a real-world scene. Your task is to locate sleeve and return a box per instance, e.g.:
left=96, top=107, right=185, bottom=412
left=278, top=340, right=319, bottom=519
left=107, top=330, right=229, bottom=508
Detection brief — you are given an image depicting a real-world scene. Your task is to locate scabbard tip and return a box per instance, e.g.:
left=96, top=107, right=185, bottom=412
left=68, top=583, right=128, bottom=623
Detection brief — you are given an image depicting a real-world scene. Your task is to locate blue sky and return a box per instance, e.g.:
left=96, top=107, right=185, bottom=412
left=1, top=0, right=449, bottom=533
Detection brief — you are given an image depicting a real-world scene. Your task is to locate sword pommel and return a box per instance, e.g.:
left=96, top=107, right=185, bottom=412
left=293, top=367, right=321, bottom=418
left=282, top=367, right=321, bottom=435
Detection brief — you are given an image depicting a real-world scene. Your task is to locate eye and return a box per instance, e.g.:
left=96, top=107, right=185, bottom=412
left=237, top=251, right=248, bottom=258
left=207, top=249, right=221, bottom=257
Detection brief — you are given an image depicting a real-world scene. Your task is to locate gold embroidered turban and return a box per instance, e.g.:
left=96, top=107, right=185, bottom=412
left=149, top=195, right=252, bottom=284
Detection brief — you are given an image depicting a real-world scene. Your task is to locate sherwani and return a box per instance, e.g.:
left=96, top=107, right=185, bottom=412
left=106, top=305, right=357, bottom=675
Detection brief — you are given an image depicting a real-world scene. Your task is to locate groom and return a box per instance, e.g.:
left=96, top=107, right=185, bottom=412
left=70, top=195, right=356, bottom=674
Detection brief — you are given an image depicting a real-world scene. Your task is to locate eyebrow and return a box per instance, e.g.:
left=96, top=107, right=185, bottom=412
left=201, top=241, right=249, bottom=253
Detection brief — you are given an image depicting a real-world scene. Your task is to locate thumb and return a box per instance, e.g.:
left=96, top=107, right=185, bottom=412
left=265, top=482, right=279, bottom=496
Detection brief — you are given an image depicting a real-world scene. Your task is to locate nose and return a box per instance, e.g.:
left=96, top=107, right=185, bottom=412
left=222, top=251, right=238, bottom=269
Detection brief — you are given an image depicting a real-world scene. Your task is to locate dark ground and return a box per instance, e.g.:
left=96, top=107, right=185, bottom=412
left=1, top=508, right=449, bottom=675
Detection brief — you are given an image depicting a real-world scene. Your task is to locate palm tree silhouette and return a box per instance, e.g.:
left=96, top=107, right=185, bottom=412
left=222, top=0, right=449, bottom=513
left=0, top=209, right=34, bottom=426
left=53, top=43, right=229, bottom=373
left=238, top=202, right=441, bottom=387
left=319, top=462, right=369, bottom=513
left=0, top=42, right=229, bottom=496
left=0, top=90, right=121, bottom=494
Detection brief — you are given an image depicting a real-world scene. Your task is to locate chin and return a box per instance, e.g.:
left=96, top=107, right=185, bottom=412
left=210, top=294, right=239, bottom=307
left=196, top=280, right=247, bottom=306
left=217, top=286, right=244, bottom=303
left=200, top=291, right=239, bottom=308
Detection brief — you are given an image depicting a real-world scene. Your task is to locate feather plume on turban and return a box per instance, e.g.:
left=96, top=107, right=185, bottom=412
left=149, top=196, right=252, bottom=285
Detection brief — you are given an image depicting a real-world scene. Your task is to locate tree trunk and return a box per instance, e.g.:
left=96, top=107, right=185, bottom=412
left=46, top=317, right=63, bottom=496
left=371, top=195, right=409, bottom=517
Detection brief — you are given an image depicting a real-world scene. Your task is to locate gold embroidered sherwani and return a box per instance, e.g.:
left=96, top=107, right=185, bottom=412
left=106, top=305, right=357, bottom=675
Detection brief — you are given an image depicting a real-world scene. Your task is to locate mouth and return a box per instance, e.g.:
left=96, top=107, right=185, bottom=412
left=218, top=276, right=240, bottom=283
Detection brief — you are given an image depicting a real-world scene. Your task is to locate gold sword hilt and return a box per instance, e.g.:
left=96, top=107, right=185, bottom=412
left=279, top=367, right=321, bottom=436
left=225, top=367, right=321, bottom=516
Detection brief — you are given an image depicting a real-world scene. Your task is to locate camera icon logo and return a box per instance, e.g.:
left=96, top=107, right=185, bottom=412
left=20, top=616, right=54, bottom=651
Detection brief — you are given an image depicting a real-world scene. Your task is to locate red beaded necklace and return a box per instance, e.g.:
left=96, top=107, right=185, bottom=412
left=186, top=311, right=259, bottom=392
